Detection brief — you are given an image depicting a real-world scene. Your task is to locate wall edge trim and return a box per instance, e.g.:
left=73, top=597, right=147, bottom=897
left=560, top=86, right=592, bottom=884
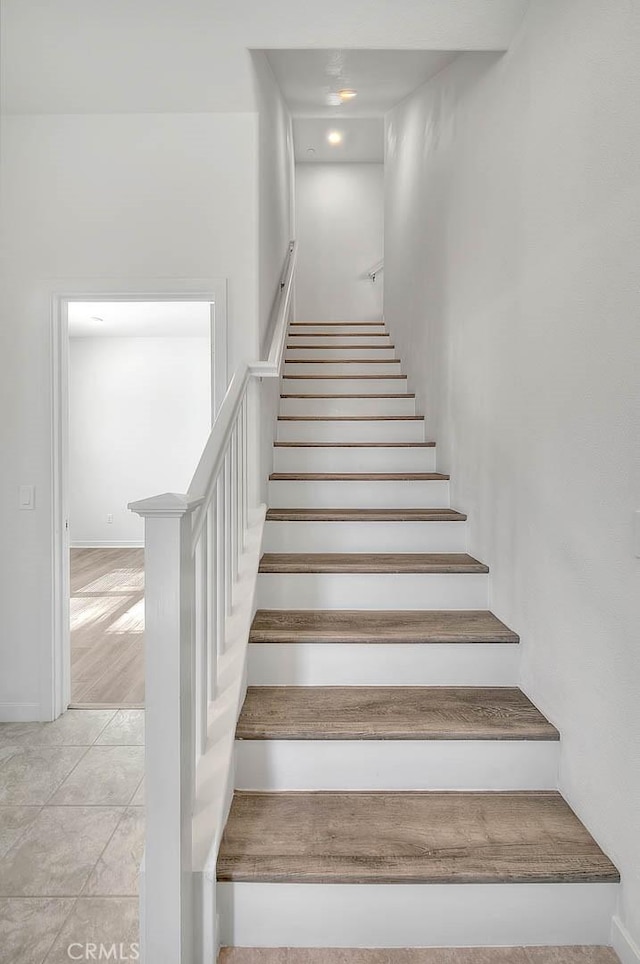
left=613, top=916, right=640, bottom=964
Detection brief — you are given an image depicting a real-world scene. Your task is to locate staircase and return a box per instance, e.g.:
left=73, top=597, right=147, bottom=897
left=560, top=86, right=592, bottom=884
left=216, top=319, right=619, bottom=950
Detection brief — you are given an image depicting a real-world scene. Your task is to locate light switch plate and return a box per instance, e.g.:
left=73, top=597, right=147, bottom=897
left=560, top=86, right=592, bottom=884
left=19, top=485, right=35, bottom=510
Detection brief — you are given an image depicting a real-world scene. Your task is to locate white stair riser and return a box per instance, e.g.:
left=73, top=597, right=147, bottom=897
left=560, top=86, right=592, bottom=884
left=284, top=361, right=402, bottom=375
left=286, top=347, right=397, bottom=361
left=289, top=325, right=385, bottom=335
left=247, top=643, right=520, bottom=686
left=234, top=740, right=560, bottom=792
left=268, top=479, right=449, bottom=508
left=256, top=572, right=488, bottom=610
left=263, top=520, right=467, bottom=553
left=218, top=881, right=618, bottom=948
left=279, top=396, right=416, bottom=417
left=287, top=335, right=392, bottom=347
left=273, top=446, right=436, bottom=473
left=281, top=377, right=409, bottom=394
left=277, top=419, right=425, bottom=443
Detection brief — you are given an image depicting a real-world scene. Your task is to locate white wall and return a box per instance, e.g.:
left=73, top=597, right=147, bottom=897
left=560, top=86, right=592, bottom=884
left=69, top=337, right=211, bottom=545
left=253, top=52, right=295, bottom=351
left=251, top=53, right=295, bottom=502
left=0, top=0, right=530, bottom=718
left=295, top=164, right=384, bottom=321
left=384, top=0, right=640, bottom=948
left=0, top=112, right=257, bottom=721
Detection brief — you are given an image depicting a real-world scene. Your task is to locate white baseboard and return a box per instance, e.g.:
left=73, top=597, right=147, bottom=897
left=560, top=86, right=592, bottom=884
left=613, top=916, right=640, bottom=964
left=71, top=541, right=144, bottom=548
left=0, top=702, right=41, bottom=722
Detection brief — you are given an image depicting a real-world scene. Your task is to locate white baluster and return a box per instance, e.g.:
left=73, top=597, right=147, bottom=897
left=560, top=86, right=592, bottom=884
left=231, top=427, right=239, bottom=579
left=235, top=423, right=241, bottom=571
left=216, top=476, right=226, bottom=657
left=206, top=500, right=217, bottom=698
left=241, top=395, right=248, bottom=544
left=194, top=524, right=208, bottom=758
left=224, top=452, right=232, bottom=615
left=237, top=412, right=244, bottom=550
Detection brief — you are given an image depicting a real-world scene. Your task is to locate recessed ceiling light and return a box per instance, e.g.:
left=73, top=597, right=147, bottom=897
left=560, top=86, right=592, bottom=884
left=327, top=130, right=343, bottom=146
left=338, top=88, right=358, bottom=101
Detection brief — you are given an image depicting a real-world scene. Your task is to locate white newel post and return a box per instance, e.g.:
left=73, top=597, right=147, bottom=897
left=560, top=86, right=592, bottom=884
left=129, top=492, right=202, bottom=964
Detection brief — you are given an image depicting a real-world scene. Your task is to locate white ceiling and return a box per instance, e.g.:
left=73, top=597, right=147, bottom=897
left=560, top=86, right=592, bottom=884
left=68, top=302, right=211, bottom=338
left=2, top=2, right=527, bottom=113
left=266, top=49, right=460, bottom=118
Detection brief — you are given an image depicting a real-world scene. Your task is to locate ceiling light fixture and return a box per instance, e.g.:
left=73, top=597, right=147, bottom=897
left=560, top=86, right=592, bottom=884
left=327, top=130, right=343, bottom=145
left=338, top=88, right=358, bottom=101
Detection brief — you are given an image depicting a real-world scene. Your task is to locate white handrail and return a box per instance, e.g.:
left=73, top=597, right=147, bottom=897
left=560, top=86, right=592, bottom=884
left=188, top=239, right=296, bottom=541
left=367, top=258, right=384, bottom=282
left=130, top=240, right=296, bottom=964
left=188, top=365, right=250, bottom=547
left=262, top=240, right=297, bottom=372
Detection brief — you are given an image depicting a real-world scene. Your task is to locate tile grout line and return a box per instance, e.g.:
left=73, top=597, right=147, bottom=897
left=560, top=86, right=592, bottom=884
left=75, top=719, right=145, bottom=902
left=0, top=712, right=117, bottom=863
left=0, top=804, right=43, bottom=864
left=39, top=895, right=80, bottom=964
left=0, top=743, right=95, bottom=855
left=77, top=805, right=132, bottom=901
left=40, top=742, right=97, bottom=807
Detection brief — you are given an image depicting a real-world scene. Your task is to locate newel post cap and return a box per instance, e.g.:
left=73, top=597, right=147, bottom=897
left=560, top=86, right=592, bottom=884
left=128, top=492, right=203, bottom=518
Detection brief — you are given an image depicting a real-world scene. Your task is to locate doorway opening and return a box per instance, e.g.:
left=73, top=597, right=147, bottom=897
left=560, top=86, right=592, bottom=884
left=52, top=290, right=227, bottom=716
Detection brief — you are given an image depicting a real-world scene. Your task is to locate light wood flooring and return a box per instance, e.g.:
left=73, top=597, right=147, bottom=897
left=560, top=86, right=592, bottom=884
left=70, top=548, right=145, bottom=707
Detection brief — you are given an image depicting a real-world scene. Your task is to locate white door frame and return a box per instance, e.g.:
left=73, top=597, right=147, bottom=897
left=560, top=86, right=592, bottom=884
left=49, top=278, right=228, bottom=721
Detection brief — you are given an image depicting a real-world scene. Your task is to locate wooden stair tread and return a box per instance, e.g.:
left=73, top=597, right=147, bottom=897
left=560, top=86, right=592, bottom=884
left=280, top=393, right=415, bottom=399
left=219, top=951, right=619, bottom=963
left=217, top=790, right=620, bottom=883
left=288, top=332, right=390, bottom=337
left=266, top=508, right=465, bottom=522
left=291, top=321, right=385, bottom=326
left=259, top=553, right=488, bottom=574
left=269, top=473, right=447, bottom=481
left=287, top=344, right=395, bottom=350
left=277, top=415, right=423, bottom=421
left=283, top=359, right=402, bottom=364
left=249, top=610, right=519, bottom=644
left=236, top=687, right=559, bottom=741
left=282, top=374, right=407, bottom=379
left=273, top=442, right=435, bottom=448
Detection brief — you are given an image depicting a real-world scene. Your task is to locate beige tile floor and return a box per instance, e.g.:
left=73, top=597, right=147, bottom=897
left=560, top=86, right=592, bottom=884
left=0, top=709, right=144, bottom=964
left=0, top=710, right=620, bottom=964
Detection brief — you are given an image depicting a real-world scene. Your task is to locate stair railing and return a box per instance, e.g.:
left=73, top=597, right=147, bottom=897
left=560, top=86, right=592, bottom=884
left=367, top=258, right=384, bottom=282
left=130, top=240, right=296, bottom=964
